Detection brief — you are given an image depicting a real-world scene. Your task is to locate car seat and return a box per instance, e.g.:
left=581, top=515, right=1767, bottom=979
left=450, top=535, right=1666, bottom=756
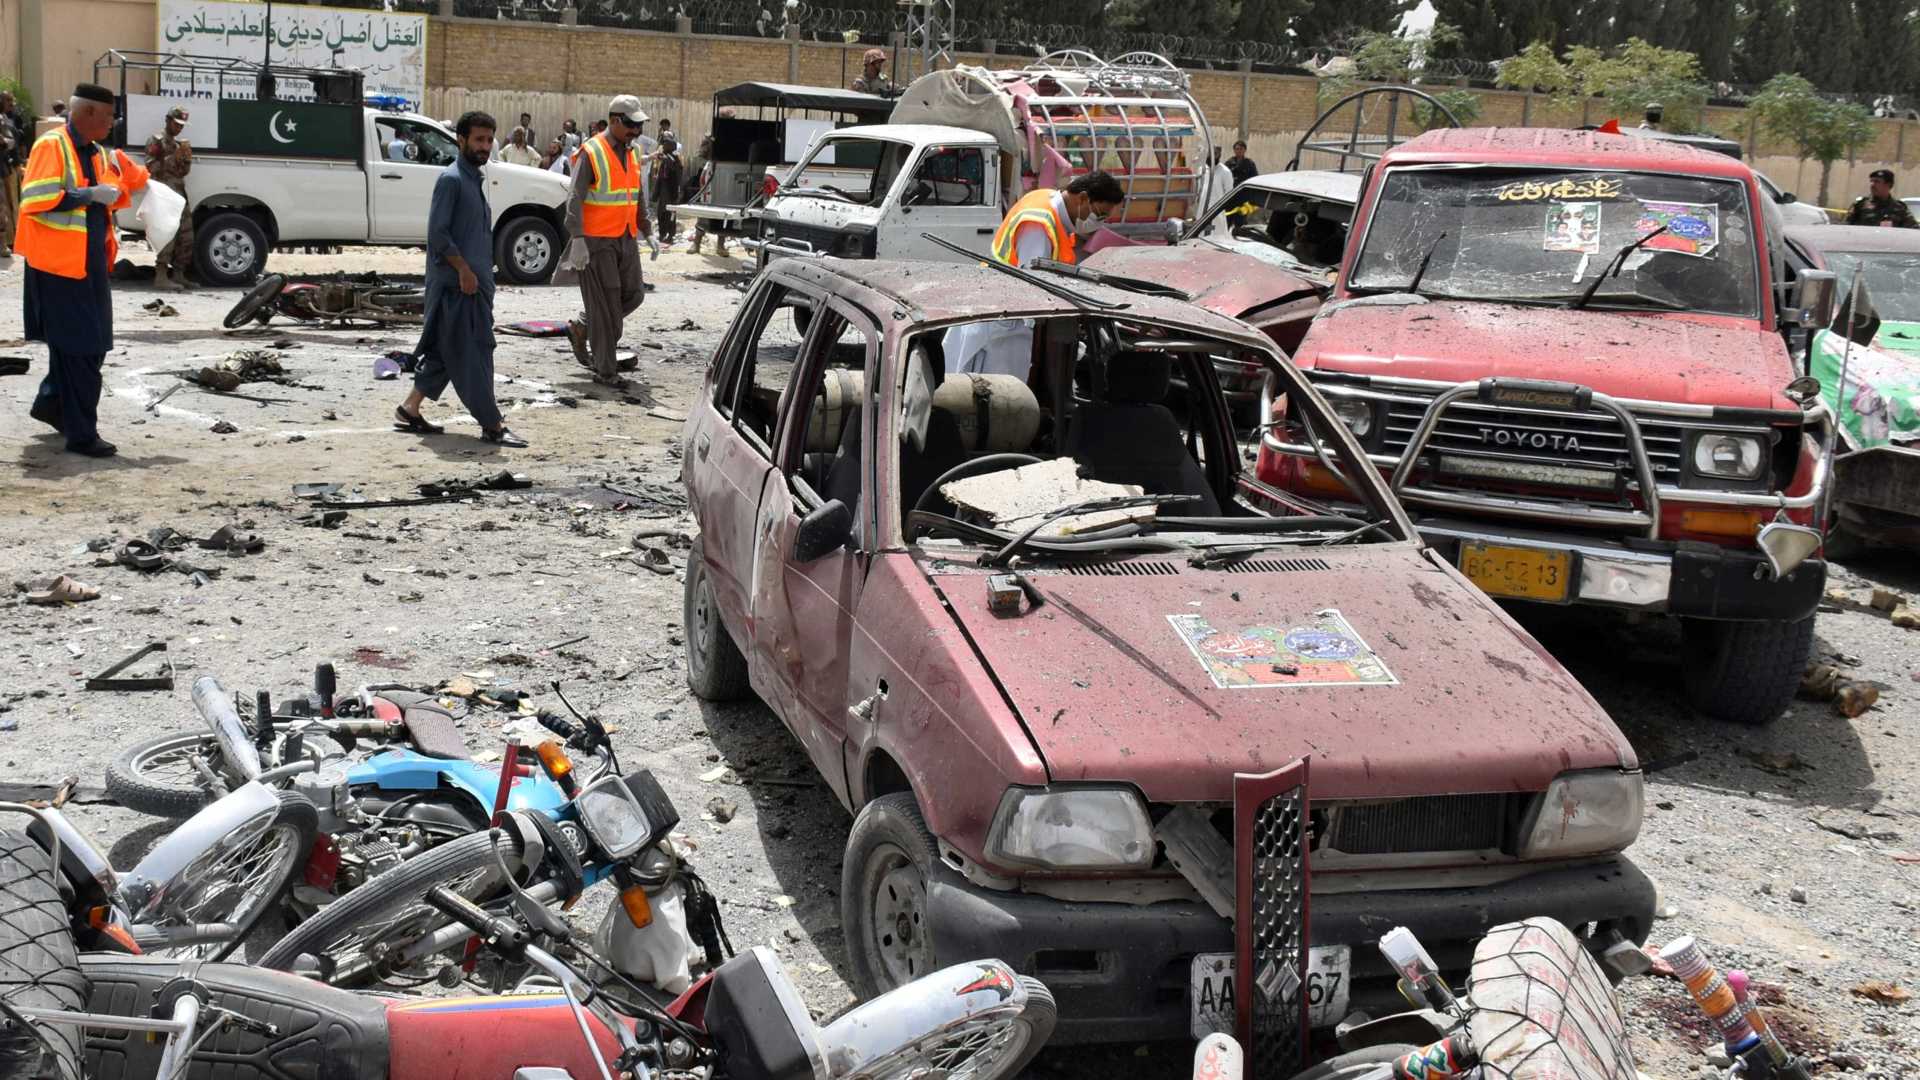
left=1066, top=351, right=1220, bottom=515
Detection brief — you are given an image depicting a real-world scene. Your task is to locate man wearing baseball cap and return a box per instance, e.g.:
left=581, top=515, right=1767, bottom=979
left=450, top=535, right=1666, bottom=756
left=145, top=106, right=195, bottom=289
left=562, top=95, right=653, bottom=387
left=852, top=48, right=895, bottom=96
left=1844, top=169, right=1919, bottom=228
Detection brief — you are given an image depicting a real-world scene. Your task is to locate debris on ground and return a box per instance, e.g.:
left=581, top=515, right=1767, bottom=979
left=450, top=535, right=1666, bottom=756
left=84, top=642, right=175, bottom=691
left=141, top=298, right=179, bottom=317
left=1735, top=747, right=1811, bottom=774
left=1851, top=982, right=1912, bottom=1005
left=193, top=349, right=285, bottom=391
left=418, top=471, right=532, bottom=497
left=705, top=796, right=738, bottom=824
left=1801, top=660, right=1882, bottom=718
left=15, top=574, right=100, bottom=605
left=210, top=419, right=238, bottom=434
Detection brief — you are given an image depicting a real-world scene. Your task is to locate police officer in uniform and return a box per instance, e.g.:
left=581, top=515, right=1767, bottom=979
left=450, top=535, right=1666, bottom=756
left=1844, top=169, right=1919, bottom=228
left=145, top=105, right=194, bottom=289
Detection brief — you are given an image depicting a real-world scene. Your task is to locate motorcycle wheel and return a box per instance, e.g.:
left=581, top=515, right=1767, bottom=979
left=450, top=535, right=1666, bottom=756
left=222, top=272, right=288, bottom=329
left=844, top=976, right=1056, bottom=1080
left=105, top=732, right=230, bottom=819
left=257, top=829, right=524, bottom=986
left=1288, top=1044, right=1420, bottom=1080
left=141, top=790, right=319, bottom=962
left=0, top=830, right=89, bottom=1080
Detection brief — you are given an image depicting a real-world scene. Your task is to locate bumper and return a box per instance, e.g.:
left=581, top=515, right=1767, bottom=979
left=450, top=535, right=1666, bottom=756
left=1419, top=517, right=1826, bottom=621
left=924, top=856, right=1655, bottom=1045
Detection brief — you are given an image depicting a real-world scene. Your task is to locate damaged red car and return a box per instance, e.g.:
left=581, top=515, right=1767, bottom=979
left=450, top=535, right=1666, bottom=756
left=680, top=255, right=1654, bottom=1044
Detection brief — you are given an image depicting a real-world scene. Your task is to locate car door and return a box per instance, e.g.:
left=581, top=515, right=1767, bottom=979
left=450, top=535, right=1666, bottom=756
left=370, top=117, right=457, bottom=243
left=886, top=145, right=1001, bottom=261
left=685, top=277, right=822, bottom=650
left=745, top=298, right=879, bottom=804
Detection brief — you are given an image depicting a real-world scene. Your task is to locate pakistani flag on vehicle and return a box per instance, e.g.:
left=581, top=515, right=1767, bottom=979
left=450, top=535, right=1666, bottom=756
left=217, top=100, right=358, bottom=159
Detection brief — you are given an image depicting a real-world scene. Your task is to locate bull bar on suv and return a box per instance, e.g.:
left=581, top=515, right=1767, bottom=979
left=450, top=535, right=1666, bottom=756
left=1262, top=372, right=1833, bottom=616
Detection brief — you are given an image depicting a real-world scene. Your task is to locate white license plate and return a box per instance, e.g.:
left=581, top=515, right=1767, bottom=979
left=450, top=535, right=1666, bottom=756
left=1189, top=945, right=1351, bottom=1040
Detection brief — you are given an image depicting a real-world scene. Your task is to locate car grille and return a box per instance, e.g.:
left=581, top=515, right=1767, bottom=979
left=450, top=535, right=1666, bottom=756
left=1240, top=775, right=1309, bottom=1075
left=1327, top=793, right=1514, bottom=854
left=1374, top=393, right=1690, bottom=491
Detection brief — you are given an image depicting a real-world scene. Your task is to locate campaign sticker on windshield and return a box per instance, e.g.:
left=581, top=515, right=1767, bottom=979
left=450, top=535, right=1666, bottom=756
left=1168, top=609, right=1397, bottom=689
left=1635, top=200, right=1719, bottom=256
left=1544, top=202, right=1601, bottom=254
left=1494, top=176, right=1625, bottom=202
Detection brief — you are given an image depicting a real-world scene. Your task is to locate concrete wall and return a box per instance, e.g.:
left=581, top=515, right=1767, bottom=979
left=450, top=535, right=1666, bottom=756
left=19, top=0, right=155, bottom=114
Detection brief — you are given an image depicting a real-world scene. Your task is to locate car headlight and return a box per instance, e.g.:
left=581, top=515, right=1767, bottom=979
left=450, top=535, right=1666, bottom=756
left=987, top=786, right=1155, bottom=870
left=1329, top=398, right=1374, bottom=438
left=1691, top=432, right=1766, bottom=480
left=575, top=771, right=680, bottom=861
left=1519, top=770, right=1644, bottom=859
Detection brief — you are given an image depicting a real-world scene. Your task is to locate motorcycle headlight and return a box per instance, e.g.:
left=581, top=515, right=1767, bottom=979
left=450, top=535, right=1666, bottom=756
left=986, top=786, right=1154, bottom=870
left=1691, top=432, right=1766, bottom=480
left=575, top=771, right=680, bottom=861
left=1329, top=398, right=1375, bottom=439
left=1519, top=770, right=1644, bottom=859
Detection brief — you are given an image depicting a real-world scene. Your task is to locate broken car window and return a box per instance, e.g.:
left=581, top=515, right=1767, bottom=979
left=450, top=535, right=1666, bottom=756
left=1822, top=252, right=1920, bottom=322
left=1197, top=185, right=1348, bottom=275
left=1349, top=168, right=1760, bottom=317
left=784, top=137, right=909, bottom=207
left=716, top=284, right=810, bottom=455
left=793, top=310, right=873, bottom=530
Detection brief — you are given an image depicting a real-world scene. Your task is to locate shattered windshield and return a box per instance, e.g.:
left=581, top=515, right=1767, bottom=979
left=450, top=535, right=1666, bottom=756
left=1194, top=185, right=1349, bottom=276
left=1823, top=252, right=1920, bottom=322
left=783, top=137, right=904, bottom=206
left=1350, top=168, right=1761, bottom=317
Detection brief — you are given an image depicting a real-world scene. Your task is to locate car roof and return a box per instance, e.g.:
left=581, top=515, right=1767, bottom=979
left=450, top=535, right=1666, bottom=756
left=769, top=257, right=1272, bottom=341
left=1784, top=223, right=1920, bottom=256
left=1238, top=169, right=1362, bottom=204
left=816, top=123, right=992, bottom=144
left=1382, top=127, right=1757, bottom=179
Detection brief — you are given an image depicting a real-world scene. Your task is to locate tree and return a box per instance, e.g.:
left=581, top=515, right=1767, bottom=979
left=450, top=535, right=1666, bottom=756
left=1235, top=0, right=1304, bottom=49
left=1750, top=72, right=1878, bottom=204
left=1854, top=0, right=1917, bottom=98
left=1293, top=0, right=1407, bottom=49
left=1495, top=37, right=1711, bottom=130
left=1792, top=0, right=1861, bottom=92
left=1349, top=19, right=1464, bottom=81
left=1415, top=87, right=1484, bottom=129
left=1684, top=0, right=1736, bottom=83
left=1734, top=0, right=1796, bottom=86
left=1430, top=0, right=1515, bottom=60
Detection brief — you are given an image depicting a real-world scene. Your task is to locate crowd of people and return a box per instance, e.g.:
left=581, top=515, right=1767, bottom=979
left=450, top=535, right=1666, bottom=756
left=500, top=110, right=704, bottom=246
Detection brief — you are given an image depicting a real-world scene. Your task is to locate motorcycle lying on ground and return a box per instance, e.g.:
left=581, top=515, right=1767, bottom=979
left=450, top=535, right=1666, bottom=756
left=222, top=272, right=427, bottom=328
left=0, top=809, right=1057, bottom=1080
left=1194, top=917, right=1814, bottom=1080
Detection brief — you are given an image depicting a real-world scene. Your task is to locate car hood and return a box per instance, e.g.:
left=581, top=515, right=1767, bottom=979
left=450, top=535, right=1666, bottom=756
left=1083, top=245, right=1324, bottom=319
left=1303, top=297, right=1795, bottom=409
left=926, top=545, right=1634, bottom=804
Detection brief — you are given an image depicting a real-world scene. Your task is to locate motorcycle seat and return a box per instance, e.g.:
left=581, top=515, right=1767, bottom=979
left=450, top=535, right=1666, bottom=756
left=402, top=705, right=468, bottom=760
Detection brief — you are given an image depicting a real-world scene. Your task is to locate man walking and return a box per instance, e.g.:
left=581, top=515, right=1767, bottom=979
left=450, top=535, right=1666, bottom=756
left=651, top=135, right=683, bottom=243
left=688, top=134, right=730, bottom=257
left=394, top=110, right=526, bottom=448
left=19, top=83, right=150, bottom=458
left=1844, top=169, right=1919, bottom=228
left=563, top=95, right=652, bottom=389
left=145, top=106, right=194, bottom=290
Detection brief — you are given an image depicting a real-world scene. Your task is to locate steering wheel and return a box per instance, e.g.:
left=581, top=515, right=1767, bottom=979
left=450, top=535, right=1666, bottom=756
left=908, top=453, right=1044, bottom=537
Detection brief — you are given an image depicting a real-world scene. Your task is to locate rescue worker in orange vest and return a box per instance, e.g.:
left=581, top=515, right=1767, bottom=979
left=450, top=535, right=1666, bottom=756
left=562, top=95, right=653, bottom=388
left=990, top=170, right=1125, bottom=267
left=20, top=83, right=150, bottom=458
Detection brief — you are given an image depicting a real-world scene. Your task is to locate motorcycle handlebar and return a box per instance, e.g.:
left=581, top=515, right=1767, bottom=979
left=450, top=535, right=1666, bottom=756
left=423, top=884, right=529, bottom=953
left=191, top=676, right=265, bottom=781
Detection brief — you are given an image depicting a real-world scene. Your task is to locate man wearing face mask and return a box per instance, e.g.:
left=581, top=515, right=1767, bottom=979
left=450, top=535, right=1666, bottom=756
left=990, top=170, right=1125, bottom=267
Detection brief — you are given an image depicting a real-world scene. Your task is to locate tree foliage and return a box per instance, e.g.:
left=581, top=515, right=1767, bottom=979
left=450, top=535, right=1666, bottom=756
left=1734, top=0, right=1796, bottom=86
left=1792, top=0, right=1862, bottom=93
left=1750, top=72, right=1878, bottom=204
left=1495, top=37, right=1710, bottom=131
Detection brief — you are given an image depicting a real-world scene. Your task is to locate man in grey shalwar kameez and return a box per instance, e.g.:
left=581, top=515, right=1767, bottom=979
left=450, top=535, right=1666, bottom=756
left=395, top=110, right=527, bottom=448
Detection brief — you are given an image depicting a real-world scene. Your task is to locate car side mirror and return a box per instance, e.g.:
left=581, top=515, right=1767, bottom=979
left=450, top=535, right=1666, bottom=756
left=1834, top=277, right=1880, bottom=347
left=792, top=499, right=853, bottom=562
left=1164, top=217, right=1185, bottom=245
left=1791, top=270, right=1836, bottom=328
left=1778, top=191, right=1798, bottom=205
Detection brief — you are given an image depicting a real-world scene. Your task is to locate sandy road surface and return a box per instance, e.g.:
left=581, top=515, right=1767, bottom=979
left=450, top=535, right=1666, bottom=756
left=1, top=244, right=1918, bottom=1077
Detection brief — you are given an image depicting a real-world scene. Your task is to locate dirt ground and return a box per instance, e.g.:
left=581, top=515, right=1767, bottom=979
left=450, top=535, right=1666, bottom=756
left=2, top=242, right=1918, bottom=1078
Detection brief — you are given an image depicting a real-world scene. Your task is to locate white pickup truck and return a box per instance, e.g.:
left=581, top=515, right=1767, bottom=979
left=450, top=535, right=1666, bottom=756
left=118, top=100, right=569, bottom=286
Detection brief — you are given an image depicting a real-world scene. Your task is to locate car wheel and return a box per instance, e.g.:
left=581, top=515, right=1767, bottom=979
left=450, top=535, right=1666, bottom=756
left=684, top=539, right=751, bottom=701
left=196, top=211, right=270, bottom=286
left=1679, top=614, right=1816, bottom=725
left=495, top=214, right=561, bottom=285
left=843, top=792, right=952, bottom=999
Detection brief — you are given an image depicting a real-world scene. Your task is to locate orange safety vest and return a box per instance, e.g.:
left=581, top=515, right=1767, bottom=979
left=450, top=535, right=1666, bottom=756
left=578, top=132, right=641, bottom=238
left=16, top=126, right=148, bottom=279
left=991, top=188, right=1074, bottom=267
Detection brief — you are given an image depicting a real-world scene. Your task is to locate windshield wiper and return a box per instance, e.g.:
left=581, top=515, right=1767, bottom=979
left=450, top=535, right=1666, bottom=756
left=1570, top=225, right=1670, bottom=310
left=1028, top=258, right=1193, bottom=301
left=919, top=233, right=1125, bottom=311
left=1405, top=231, right=1446, bottom=297
left=982, top=494, right=1199, bottom=568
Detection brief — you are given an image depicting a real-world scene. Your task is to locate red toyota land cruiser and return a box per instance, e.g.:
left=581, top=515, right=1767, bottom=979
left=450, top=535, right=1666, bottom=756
left=1255, top=128, right=1834, bottom=724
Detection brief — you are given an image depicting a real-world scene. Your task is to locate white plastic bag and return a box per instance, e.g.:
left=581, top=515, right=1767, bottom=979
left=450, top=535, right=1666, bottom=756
left=591, top=878, right=694, bottom=994
left=137, top=183, right=186, bottom=255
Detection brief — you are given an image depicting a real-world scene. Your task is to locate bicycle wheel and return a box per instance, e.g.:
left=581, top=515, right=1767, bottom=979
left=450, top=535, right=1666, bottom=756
left=141, top=790, right=318, bottom=962
left=0, top=830, right=88, bottom=1080
left=258, top=829, right=524, bottom=986
left=105, top=732, right=228, bottom=820
left=841, top=976, right=1056, bottom=1080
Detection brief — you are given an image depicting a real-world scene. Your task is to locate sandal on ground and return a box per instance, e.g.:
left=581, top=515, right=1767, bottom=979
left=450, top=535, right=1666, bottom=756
left=394, top=406, right=444, bottom=435
left=200, top=524, right=265, bottom=554
left=20, top=574, right=101, bottom=605
left=482, top=426, right=529, bottom=449
left=115, top=539, right=167, bottom=572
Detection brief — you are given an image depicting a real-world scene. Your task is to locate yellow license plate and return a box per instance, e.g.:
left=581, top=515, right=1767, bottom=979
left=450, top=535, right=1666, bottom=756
left=1459, top=542, right=1573, bottom=602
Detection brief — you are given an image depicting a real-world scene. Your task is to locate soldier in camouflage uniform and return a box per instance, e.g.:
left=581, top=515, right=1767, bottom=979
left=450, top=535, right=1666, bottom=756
left=145, top=106, right=195, bottom=289
left=1844, top=169, right=1919, bottom=229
